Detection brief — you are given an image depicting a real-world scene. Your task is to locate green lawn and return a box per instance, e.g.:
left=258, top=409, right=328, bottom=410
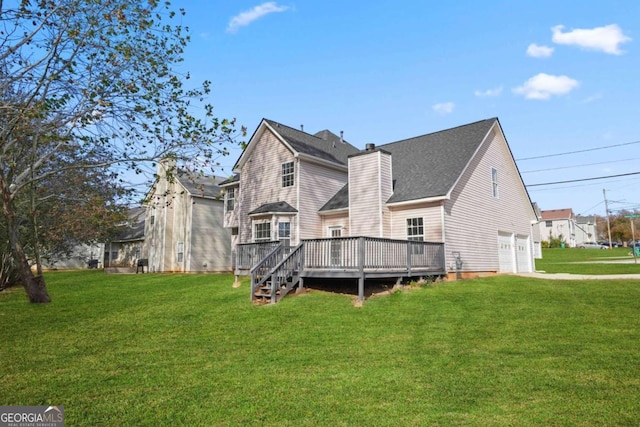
left=1, top=270, right=639, bottom=426
left=536, top=247, right=640, bottom=274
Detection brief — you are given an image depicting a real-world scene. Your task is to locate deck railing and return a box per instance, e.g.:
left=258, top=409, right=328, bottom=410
left=237, top=237, right=445, bottom=275
left=236, top=241, right=282, bottom=272
left=302, top=236, right=445, bottom=273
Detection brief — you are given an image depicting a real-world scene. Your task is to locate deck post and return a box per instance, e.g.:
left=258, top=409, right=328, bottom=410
left=357, top=236, right=365, bottom=302
left=406, top=242, right=412, bottom=277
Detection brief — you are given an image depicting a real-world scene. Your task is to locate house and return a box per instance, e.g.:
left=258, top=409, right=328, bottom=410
left=223, top=117, right=538, bottom=302
left=104, top=206, right=146, bottom=268
left=575, top=215, right=597, bottom=245
left=143, top=161, right=232, bottom=273
left=539, top=208, right=576, bottom=247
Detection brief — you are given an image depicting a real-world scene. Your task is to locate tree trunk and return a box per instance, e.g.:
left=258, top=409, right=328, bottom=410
left=0, top=179, right=51, bottom=303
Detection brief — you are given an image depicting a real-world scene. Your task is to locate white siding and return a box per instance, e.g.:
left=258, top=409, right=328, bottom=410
left=348, top=150, right=392, bottom=237
left=443, top=125, right=536, bottom=273
left=321, top=213, right=350, bottom=237
left=389, top=202, right=444, bottom=241
left=298, top=160, right=348, bottom=240
left=235, top=129, right=297, bottom=244
left=189, top=198, right=232, bottom=272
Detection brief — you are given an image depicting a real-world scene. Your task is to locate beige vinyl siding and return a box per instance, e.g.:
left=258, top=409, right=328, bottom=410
left=236, top=128, right=297, bottom=244
left=321, top=212, right=350, bottom=237
left=166, top=183, right=190, bottom=272
left=443, top=125, right=535, bottom=273
left=389, top=202, right=443, bottom=241
left=348, top=151, right=392, bottom=237
left=380, top=153, right=393, bottom=237
left=223, top=184, right=239, bottom=228
left=298, top=160, right=348, bottom=240
left=189, top=198, right=231, bottom=272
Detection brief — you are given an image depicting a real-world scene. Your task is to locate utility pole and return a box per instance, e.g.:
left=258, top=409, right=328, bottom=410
left=603, top=189, right=613, bottom=249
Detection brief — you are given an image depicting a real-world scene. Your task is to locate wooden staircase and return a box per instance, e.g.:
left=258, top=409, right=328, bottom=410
left=251, top=243, right=304, bottom=304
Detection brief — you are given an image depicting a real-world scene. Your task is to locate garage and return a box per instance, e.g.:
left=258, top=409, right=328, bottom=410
left=498, top=232, right=515, bottom=273
left=515, top=234, right=532, bottom=273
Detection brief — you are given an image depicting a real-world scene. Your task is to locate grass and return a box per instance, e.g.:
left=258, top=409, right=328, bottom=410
left=1, top=267, right=639, bottom=426
left=536, top=247, right=640, bottom=274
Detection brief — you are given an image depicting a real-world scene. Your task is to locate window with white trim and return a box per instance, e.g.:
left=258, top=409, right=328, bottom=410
left=407, top=218, right=424, bottom=241
left=226, top=187, right=235, bottom=211
left=407, top=218, right=424, bottom=255
left=282, top=161, right=294, bottom=188
left=254, top=222, right=271, bottom=242
left=177, top=242, right=184, bottom=263
left=492, top=167, right=499, bottom=198
left=278, top=222, right=291, bottom=247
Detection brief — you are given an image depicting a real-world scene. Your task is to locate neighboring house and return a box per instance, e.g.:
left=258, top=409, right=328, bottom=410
left=539, top=208, right=576, bottom=247
left=143, top=161, right=232, bottom=273
left=104, top=207, right=146, bottom=268
left=42, top=243, right=104, bottom=270
left=575, top=215, right=597, bottom=245
left=531, top=202, right=543, bottom=259
left=223, top=117, right=537, bottom=302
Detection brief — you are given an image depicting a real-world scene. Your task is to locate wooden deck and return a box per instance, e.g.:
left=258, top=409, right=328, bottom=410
left=236, top=237, right=446, bottom=303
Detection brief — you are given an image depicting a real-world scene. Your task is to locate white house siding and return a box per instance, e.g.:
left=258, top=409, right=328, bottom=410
left=188, top=198, right=231, bottom=272
left=298, top=160, right=348, bottom=240
left=43, top=243, right=105, bottom=269
left=443, top=125, right=535, bottom=274
left=348, top=150, right=392, bottom=237
left=223, top=183, right=239, bottom=228
left=165, top=182, right=190, bottom=271
left=321, top=212, right=350, bottom=237
left=236, top=129, right=297, bottom=244
left=389, top=202, right=444, bottom=241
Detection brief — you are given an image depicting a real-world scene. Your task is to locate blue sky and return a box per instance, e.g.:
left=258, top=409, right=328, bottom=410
left=172, top=0, right=639, bottom=217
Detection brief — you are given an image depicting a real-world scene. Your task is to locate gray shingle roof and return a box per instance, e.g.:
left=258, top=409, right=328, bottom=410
left=320, top=118, right=499, bottom=209
left=319, top=184, right=349, bottom=211
left=382, top=118, right=497, bottom=203
left=249, top=201, right=298, bottom=215
left=263, top=119, right=360, bottom=166
left=176, top=171, right=224, bottom=199
left=113, top=207, right=146, bottom=242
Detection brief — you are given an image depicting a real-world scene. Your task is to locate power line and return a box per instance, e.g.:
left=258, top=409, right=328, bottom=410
left=527, top=171, right=640, bottom=187
left=516, top=139, right=640, bottom=161
left=521, top=157, right=640, bottom=173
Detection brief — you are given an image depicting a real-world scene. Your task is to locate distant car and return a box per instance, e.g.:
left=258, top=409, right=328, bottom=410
left=598, top=241, right=621, bottom=248
left=579, top=242, right=609, bottom=249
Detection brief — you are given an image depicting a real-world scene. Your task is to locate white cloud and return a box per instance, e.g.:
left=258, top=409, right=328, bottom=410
left=582, top=92, right=604, bottom=104
left=227, top=2, right=289, bottom=34
left=526, top=43, right=554, bottom=58
left=432, top=102, right=455, bottom=114
left=551, top=24, right=631, bottom=55
left=513, top=73, right=580, bottom=100
left=474, top=86, right=503, bottom=97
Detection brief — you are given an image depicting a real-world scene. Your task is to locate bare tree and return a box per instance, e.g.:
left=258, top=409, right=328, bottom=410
left=0, top=0, right=243, bottom=302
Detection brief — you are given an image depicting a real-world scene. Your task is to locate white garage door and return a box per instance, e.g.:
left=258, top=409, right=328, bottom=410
left=515, top=235, right=532, bottom=273
left=498, top=232, right=515, bottom=273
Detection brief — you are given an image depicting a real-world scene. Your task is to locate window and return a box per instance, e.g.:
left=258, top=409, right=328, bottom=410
left=407, top=218, right=424, bottom=255
left=407, top=218, right=424, bottom=241
left=282, top=161, right=294, bottom=188
left=278, top=222, right=291, bottom=247
left=150, top=215, right=155, bottom=225
left=177, top=242, right=184, bottom=263
left=226, top=187, right=235, bottom=211
left=491, top=167, right=499, bottom=198
left=254, top=222, right=271, bottom=242
left=545, top=220, right=553, bottom=227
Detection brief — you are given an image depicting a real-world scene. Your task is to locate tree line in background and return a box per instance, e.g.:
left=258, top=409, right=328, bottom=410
left=1, top=1, right=242, bottom=302
left=598, top=211, right=640, bottom=244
